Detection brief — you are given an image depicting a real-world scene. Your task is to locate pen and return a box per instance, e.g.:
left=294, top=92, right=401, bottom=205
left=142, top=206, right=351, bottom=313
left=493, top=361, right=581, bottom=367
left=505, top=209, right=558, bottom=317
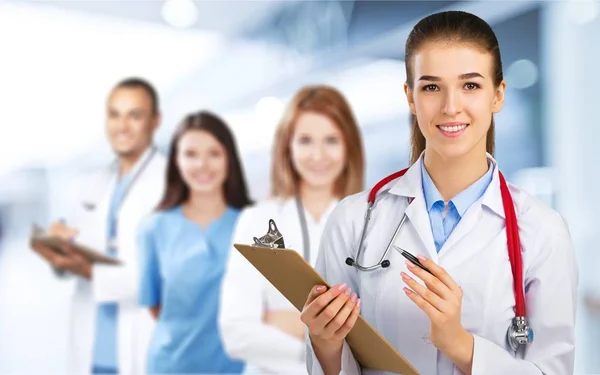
left=393, top=246, right=432, bottom=274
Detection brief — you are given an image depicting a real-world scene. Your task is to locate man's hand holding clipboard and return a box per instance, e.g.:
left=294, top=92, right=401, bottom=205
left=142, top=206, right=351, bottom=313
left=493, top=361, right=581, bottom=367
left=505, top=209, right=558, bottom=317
left=30, top=222, right=120, bottom=279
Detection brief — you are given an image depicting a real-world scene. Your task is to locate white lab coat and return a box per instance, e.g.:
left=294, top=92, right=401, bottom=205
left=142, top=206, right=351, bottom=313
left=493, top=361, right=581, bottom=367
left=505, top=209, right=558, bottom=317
left=61, top=147, right=166, bottom=375
left=220, top=197, right=338, bottom=375
left=306, top=155, right=578, bottom=375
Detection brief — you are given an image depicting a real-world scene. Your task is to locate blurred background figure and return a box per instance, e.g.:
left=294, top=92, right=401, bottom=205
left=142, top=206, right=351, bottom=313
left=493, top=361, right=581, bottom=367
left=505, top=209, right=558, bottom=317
left=1, top=0, right=600, bottom=374
left=28, top=78, right=166, bottom=375
left=219, top=85, right=364, bottom=375
left=138, top=111, right=251, bottom=375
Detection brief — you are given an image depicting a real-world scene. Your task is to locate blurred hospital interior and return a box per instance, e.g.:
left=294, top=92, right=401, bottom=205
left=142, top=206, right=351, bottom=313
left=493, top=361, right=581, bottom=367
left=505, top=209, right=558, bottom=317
left=0, top=0, right=599, bottom=373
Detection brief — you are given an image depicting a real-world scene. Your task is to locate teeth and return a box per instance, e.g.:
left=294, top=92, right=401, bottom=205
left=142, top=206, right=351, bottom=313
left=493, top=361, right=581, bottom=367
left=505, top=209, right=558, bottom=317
left=439, top=124, right=467, bottom=132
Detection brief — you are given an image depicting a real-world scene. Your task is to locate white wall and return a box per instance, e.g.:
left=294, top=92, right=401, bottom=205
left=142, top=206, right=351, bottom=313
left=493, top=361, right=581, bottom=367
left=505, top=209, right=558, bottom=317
left=542, top=2, right=600, bottom=373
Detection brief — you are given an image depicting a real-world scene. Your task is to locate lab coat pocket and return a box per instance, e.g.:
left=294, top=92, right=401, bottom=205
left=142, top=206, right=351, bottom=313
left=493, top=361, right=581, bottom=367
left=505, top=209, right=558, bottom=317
left=74, top=201, right=106, bottom=251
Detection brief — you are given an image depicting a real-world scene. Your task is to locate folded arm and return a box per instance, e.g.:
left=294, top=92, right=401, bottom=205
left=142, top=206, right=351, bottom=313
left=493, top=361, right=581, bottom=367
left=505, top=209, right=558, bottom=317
left=219, top=209, right=306, bottom=374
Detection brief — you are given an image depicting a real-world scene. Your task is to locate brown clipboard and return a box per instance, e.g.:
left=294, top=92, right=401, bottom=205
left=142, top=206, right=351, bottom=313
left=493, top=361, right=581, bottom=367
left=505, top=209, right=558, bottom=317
left=30, top=225, right=121, bottom=266
left=234, top=243, right=419, bottom=375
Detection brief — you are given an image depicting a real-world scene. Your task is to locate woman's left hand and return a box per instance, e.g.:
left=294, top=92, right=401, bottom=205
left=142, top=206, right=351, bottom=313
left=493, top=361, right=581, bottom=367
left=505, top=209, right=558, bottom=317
left=401, top=255, right=474, bottom=373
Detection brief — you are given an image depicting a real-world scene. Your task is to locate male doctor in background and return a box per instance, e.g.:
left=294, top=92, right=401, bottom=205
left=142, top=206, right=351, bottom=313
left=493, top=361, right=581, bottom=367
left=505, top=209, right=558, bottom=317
left=31, top=78, right=167, bottom=375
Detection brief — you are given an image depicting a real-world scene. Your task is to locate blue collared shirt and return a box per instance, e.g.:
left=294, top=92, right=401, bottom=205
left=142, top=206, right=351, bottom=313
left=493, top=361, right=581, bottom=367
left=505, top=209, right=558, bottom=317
left=421, top=161, right=494, bottom=253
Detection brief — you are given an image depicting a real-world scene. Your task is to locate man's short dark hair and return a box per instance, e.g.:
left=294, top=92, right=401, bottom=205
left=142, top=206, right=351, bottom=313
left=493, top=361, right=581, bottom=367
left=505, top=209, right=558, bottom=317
left=113, top=77, right=159, bottom=115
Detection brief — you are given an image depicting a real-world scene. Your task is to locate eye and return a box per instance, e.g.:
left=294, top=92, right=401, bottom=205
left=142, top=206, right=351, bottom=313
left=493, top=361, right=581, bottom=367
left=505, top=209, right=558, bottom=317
left=325, top=135, right=340, bottom=145
left=464, top=82, right=480, bottom=90
left=209, top=149, right=222, bottom=157
left=297, top=135, right=312, bottom=144
left=422, top=84, right=439, bottom=92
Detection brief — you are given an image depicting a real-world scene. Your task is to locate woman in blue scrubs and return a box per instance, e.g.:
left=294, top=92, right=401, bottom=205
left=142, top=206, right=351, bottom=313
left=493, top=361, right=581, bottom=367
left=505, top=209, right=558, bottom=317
left=138, top=111, right=252, bottom=374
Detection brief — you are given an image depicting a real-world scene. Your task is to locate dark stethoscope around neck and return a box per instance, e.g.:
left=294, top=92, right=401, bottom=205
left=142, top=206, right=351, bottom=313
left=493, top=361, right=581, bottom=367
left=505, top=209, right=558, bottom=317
left=344, top=167, right=533, bottom=351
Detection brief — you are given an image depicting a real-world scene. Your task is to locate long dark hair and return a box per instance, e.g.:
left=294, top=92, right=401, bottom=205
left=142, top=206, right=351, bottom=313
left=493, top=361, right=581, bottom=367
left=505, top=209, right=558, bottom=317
left=405, top=11, right=503, bottom=164
left=156, top=111, right=252, bottom=211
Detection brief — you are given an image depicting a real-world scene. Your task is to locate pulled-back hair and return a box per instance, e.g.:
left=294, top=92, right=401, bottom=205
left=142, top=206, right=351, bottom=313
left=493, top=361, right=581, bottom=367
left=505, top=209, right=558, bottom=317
left=405, top=11, right=503, bottom=164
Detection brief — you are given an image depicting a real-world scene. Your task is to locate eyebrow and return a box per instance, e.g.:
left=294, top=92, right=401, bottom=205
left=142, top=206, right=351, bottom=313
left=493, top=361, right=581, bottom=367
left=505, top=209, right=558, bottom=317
left=108, top=107, right=144, bottom=115
left=418, top=72, right=484, bottom=81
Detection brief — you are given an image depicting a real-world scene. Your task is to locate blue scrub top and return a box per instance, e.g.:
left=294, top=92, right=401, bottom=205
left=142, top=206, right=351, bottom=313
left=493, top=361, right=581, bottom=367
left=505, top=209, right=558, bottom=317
left=138, top=205, right=245, bottom=374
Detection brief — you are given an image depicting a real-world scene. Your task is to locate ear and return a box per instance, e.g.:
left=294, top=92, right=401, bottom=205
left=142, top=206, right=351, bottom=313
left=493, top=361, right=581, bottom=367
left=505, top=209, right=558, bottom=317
left=152, top=112, right=162, bottom=132
left=404, top=82, right=416, bottom=115
left=492, top=80, right=506, bottom=113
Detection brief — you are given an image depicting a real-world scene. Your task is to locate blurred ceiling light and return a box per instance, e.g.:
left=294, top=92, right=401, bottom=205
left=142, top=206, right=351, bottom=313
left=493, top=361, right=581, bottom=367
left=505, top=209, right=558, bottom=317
left=506, top=59, right=538, bottom=89
left=161, top=0, right=198, bottom=28
left=567, top=0, right=599, bottom=25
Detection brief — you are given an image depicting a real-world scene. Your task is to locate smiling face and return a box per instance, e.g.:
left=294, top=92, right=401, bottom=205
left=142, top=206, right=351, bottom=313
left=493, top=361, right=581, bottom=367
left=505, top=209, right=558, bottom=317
left=290, top=112, right=347, bottom=192
left=105, top=87, right=158, bottom=159
left=404, top=41, right=505, bottom=161
left=176, top=129, right=228, bottom=195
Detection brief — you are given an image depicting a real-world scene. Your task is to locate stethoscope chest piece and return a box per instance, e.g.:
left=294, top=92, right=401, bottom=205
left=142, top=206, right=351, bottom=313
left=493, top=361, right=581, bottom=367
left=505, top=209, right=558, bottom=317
left=507, top=316, right=534, bottom=351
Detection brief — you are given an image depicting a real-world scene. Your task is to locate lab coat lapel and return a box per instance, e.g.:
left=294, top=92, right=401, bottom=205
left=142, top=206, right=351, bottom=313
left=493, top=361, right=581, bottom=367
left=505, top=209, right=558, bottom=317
left=404, top=193, right=439, bottom=261
left=438, top=159, right=506, bottom=266
left=279, top=198, right=302, bottom=252
left=437, top=204, right=482, bottom=259
left=74, top=167, right=115, bottom=251
left=387, top=158, right=439, bottom=261
left=439, top=201, right=487, bottom=262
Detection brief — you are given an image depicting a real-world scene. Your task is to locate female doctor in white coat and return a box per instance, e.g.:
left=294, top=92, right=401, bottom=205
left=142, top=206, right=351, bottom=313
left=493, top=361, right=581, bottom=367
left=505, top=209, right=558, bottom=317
left=32, top=78, right=166, bottom=375
left=301, top=11, right=578, bottom=375
left=219, top=85, right=365, bottom=375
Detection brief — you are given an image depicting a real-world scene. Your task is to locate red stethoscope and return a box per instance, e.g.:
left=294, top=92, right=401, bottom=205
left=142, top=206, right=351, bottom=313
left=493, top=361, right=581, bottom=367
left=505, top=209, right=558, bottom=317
left=344, top=167, right=533, bottom=351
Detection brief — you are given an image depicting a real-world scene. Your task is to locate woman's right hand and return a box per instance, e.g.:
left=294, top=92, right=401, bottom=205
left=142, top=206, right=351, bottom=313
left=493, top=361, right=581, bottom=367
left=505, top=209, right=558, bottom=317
left=300, top=283, right=361, bottom=351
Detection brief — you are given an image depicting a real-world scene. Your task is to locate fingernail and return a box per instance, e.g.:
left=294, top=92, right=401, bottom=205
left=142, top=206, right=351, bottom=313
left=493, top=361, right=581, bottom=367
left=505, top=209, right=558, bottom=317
left=344, top=288, right=351, bottom=296
left=351, top=293, right=357, bottom=302
left=315, top=286, right=325, bottom=292
left=357, top=298, right=361, bottom=308
left=337, top=283, right=347, bottom=291
left=417, top=254, right=427, bottom=262
left=403, top=287, right=412, bottom=295
left=405, top=260, right=415, bottom=269
left=400, top=272, right=410, bottom=281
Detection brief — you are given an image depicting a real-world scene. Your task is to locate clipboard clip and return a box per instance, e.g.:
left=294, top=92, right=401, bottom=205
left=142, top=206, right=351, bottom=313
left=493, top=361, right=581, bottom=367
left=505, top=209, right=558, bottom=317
left=252, top=219, right=285, bottom=249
